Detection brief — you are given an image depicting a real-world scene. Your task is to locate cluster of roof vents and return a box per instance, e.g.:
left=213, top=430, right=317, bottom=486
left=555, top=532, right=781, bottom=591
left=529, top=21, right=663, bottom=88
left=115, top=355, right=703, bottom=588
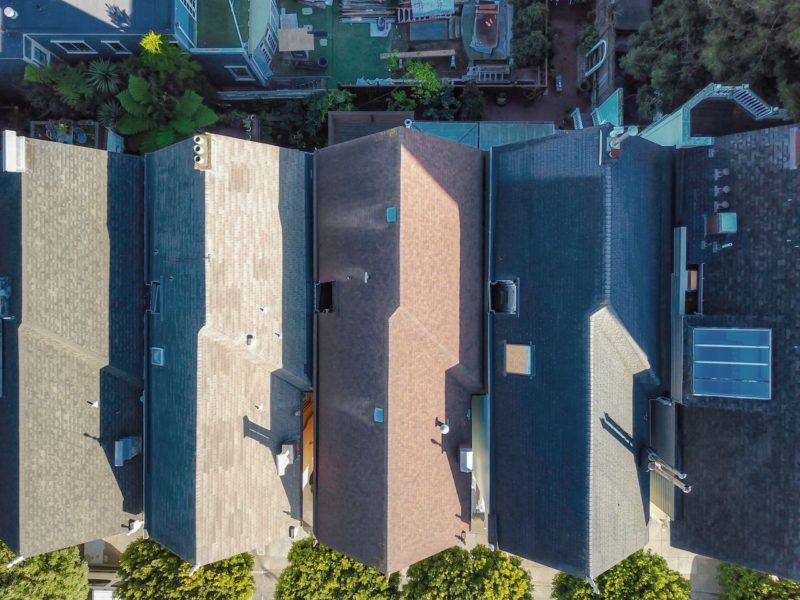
left=490, top=280, right=517, bottom=315
left=692, top=327, right=771, bottom=400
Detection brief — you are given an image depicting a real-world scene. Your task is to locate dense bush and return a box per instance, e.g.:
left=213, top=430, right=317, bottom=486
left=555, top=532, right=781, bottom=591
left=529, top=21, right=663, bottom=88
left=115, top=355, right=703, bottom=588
left=551, top=550, right=690, bottom=600
left=512, top=0, right=549, bottom=68
left=717, top=563, right=800, bottom=600
left=0, top=541, right=88, bottom=600
left=404, top=545, right=533, bottom=600
left=275, top=538, right=399, bottom=600
left=116, top=538, right=254, bottom=600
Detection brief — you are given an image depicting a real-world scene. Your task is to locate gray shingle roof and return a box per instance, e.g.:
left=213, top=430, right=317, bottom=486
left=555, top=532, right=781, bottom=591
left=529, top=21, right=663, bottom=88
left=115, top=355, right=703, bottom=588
left=671, top=125, right=800, bottom=580
left=0, top=139, right=144, bottom=556
left=145, top=136, right=311, bottom=565
left=489, top=129, right=673, bottom=578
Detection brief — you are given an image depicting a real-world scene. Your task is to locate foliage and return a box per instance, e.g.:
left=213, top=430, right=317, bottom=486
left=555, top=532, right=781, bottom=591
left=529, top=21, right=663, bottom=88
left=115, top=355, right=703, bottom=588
left=457, top=83, right=485, bottom=120
left=717, top=563, right=800, bottom=600
left=578, top=24, right=599, bottom=52
left=702, top=0, right=800, bottom=119
left=422, top=86, right=460, bottom=121
left=514, top=2, right=548, bottom=36
left=405, top=60, right=443, bottom=104
left=97, top=98, right=125, bottom=127
left=310, top=89, right=356, bottom=124
left=87, top=58, right=122, bottom=94
left=275, top=538, right=400, bottom=600
left=512, top=0, right=548, bottom=68
left=403, top=545, right=533, bottom=600
left=622, top=0, right=800, bottom=121
left=0, top=541, right=89, bottom=600
left=116, top=539, right=254, bottom=600
left=550, top=550, right=690, bottom=600
left=388, top=89, right=417, bottom=111
left=140, top=31, right=164, bottom=55
left=24, top=63, right=94, bottom=110
left=620, top=0, right=711, bottom=120
left=114, top=32, right=217, bottom=152
left=513, top=30, right=549, bottom=68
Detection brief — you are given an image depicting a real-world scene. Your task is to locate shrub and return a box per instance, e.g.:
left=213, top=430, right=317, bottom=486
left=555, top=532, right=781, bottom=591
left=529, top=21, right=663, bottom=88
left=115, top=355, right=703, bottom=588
left=513, top=31, right=549, bottom=68
left=717, top=562, right=800, bottom=600
left=403, top=545, right=533, bottom=600
left=551, top=550, right=690, bottom=600
left=275, top=538, right=399, bottom=600
left=0, top=541, right=89, bottom=600
left=116, top=539, right=254, bottom=600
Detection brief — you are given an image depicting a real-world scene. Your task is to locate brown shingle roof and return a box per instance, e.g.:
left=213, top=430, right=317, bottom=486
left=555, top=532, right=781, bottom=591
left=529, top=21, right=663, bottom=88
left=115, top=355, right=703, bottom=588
left=314, top=128, right=484, bottom=573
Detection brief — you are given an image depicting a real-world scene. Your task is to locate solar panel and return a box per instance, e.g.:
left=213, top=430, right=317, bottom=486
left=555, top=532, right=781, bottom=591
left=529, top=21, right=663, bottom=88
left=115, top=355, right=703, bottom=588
left=692, top=328, right=771, bottom=400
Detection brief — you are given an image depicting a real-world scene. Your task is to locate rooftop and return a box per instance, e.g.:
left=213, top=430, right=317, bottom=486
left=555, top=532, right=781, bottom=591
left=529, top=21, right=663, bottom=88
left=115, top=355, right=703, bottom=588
left=145, top=136, right=312, bottom=565
left=489, top=129, right=674, bottom=578
left=314, top=128, right=485, bottom=573
left=0, top=138, right=144, bottom=556
left=671, top=125, right=800, bottom=580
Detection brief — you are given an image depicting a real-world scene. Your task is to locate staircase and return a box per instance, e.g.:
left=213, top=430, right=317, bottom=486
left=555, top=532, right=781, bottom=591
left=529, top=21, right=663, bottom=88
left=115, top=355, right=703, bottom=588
left=706, top=84, right=787, bottom=120
left=396, top=6, right=454, bottom=23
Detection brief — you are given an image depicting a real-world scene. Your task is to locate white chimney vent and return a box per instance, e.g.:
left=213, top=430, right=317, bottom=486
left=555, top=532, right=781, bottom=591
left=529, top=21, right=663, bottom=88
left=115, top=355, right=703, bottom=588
left=3, top=131, right=26, bottom=173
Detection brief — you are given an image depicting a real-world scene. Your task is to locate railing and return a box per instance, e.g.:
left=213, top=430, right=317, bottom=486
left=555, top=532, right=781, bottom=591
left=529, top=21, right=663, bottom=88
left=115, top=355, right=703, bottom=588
left=707, top=84, right=786, bottom=120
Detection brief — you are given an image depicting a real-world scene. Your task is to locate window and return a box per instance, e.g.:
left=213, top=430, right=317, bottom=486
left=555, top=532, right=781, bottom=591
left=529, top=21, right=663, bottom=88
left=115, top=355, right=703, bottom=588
left=386, top=207, right=397, bottom=223
left=52, top=40, right=96, bottom=54
left=179, top=0, right=198, bottom=20
left=146, top=281, right=161, bottom=315
left=150, top=347, right=165, bottom=367
left=23, top=36, right=50, bottom=66
left=226, top=65, right=255, bottom=82
left=373, top=407, right=384, bottom=423
left=102, top=40, right=131, bottom=55
left=265, top=30, right=278, bottom=55
left=505, top=343, right=533, bottom=376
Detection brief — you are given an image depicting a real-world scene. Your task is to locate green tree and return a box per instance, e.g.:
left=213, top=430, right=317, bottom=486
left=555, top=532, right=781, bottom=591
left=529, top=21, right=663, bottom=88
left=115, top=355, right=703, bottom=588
left=513, top=31, right=549, bottom=68
left=717, top=562, right=800, bottom=600
left=404, top=60, right=443, bottom=105
left=115, top=538, right=254, bottom=600
left=403, top=545, right=533, bottom=600
left=0, top=541, right=89, bottom=600
left=620, top=0, right=711, bottom=119
left=703, top=0, right=800, bottom=118
left=457, top=83, right=485, bottom=120
left=276, top=538, right=399, bottom=600
left=514, top=2, right=547, bottom=35
left=551, top=550, right=690, bottom=600
left=114, top=32, right=217, bottom=152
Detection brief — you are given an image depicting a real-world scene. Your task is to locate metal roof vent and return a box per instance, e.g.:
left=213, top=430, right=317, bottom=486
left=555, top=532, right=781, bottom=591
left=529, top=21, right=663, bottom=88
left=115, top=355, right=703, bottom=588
left=193, top=135, right=211, bottom=170
left=490, top=280, right=517, bottom=314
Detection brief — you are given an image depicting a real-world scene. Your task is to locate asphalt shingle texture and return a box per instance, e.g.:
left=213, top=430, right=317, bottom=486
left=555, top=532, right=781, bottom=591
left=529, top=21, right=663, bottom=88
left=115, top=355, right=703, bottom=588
left=671, top=125, right=800, bottom=580
left=0, top=139, right=144, bottom=556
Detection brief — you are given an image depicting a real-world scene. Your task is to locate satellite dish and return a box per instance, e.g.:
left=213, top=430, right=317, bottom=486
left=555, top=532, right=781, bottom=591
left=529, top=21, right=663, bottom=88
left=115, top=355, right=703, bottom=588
left=438, top=422, right=450, bottom=435
left=4, top=7, right=19, bottom=19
